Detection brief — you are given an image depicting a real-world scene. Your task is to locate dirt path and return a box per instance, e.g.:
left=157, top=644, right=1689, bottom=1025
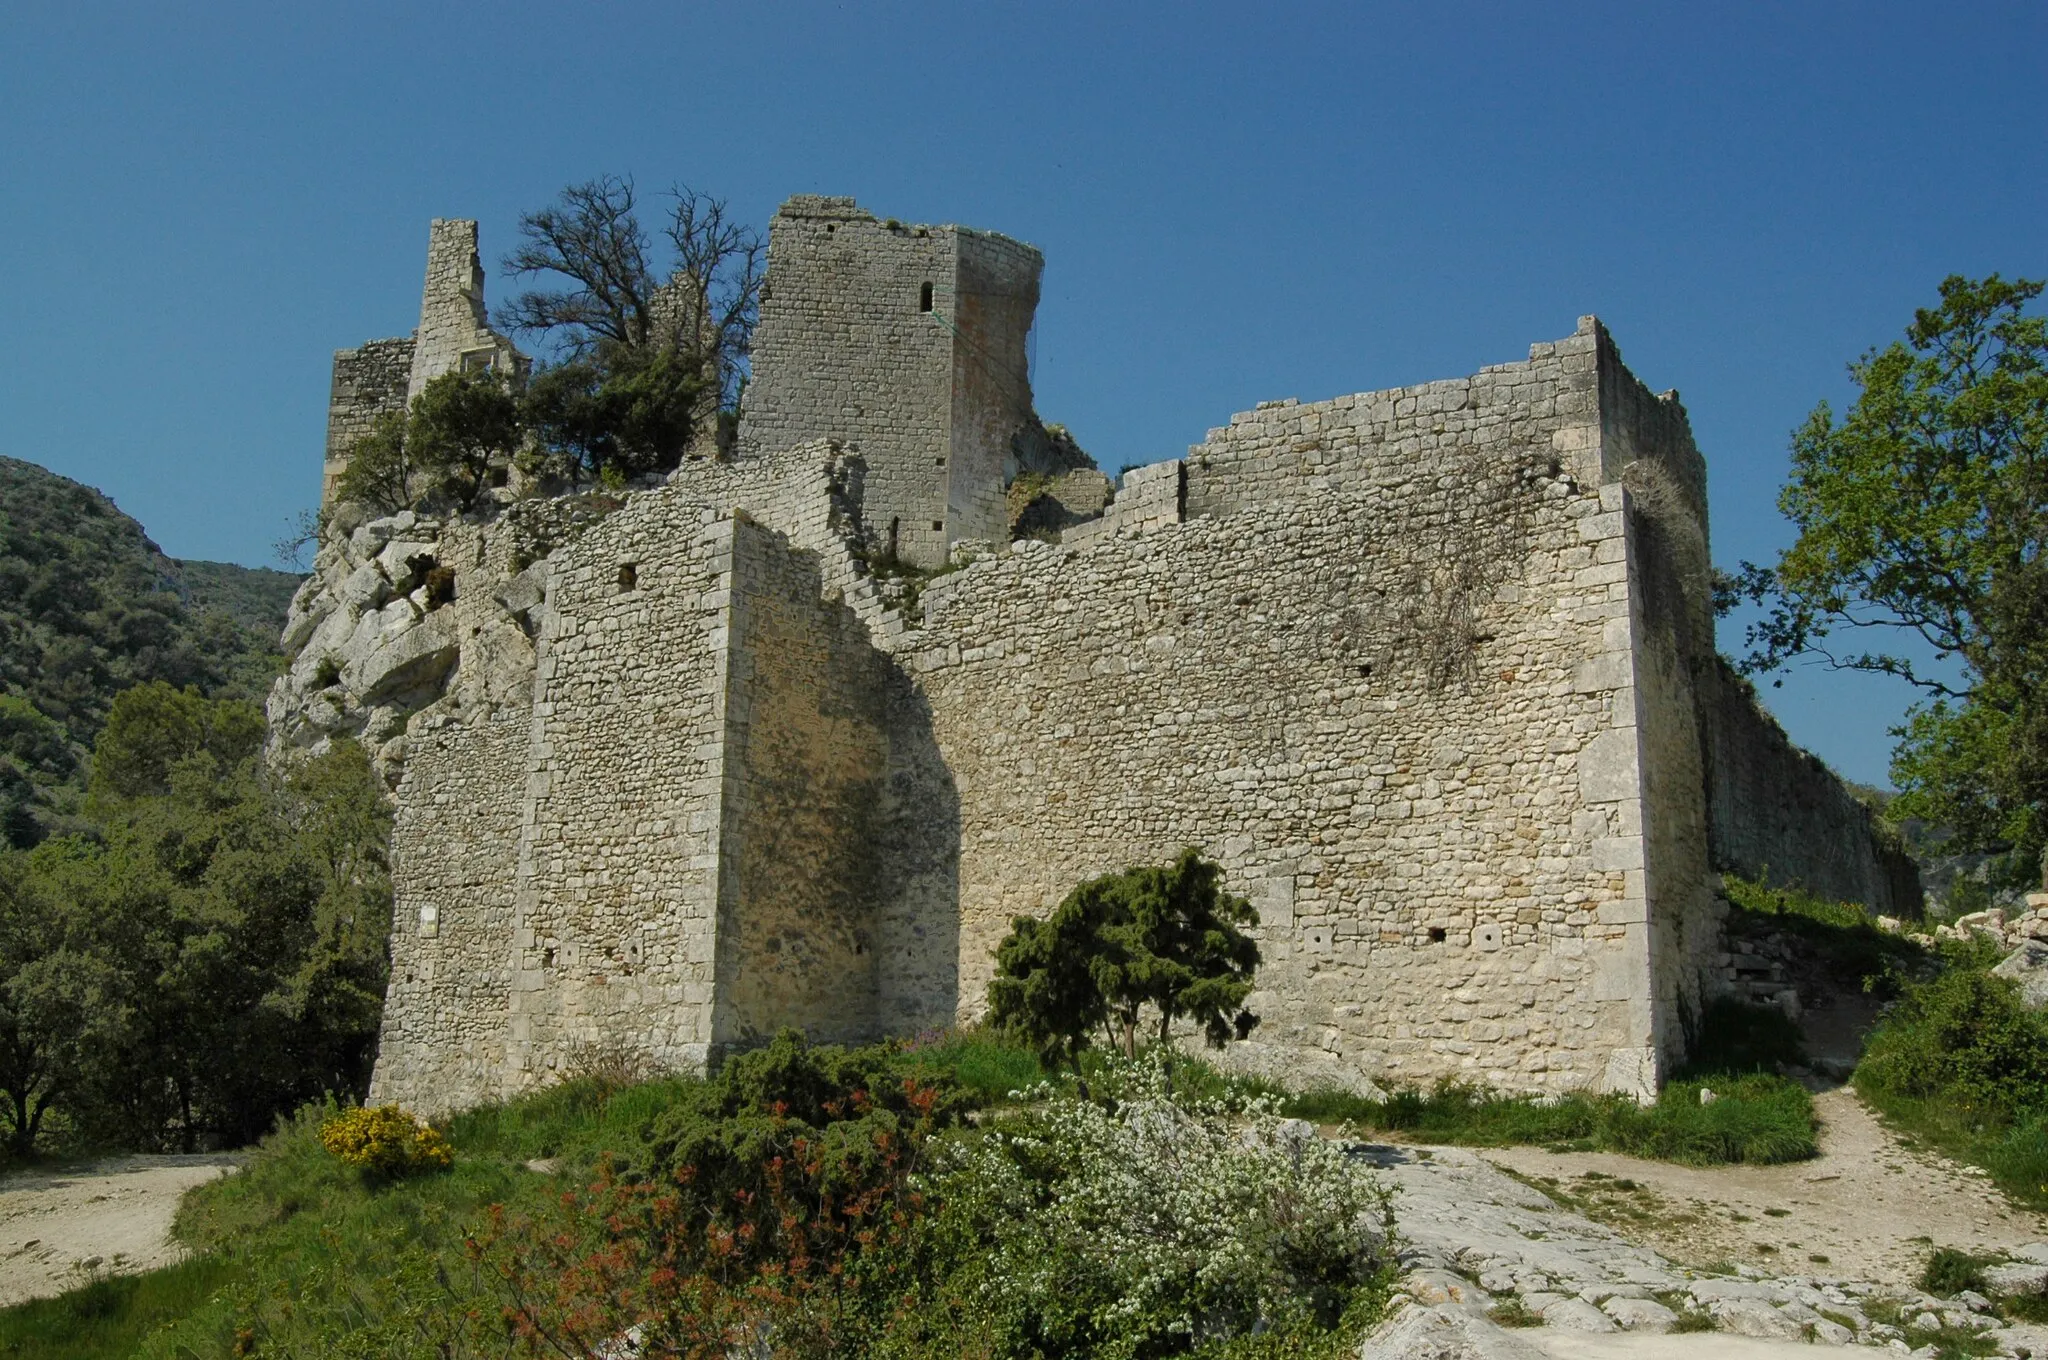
left=1479, top=1087, right=2046, bottom=1287
left=0, top=1154, right=239, bottom=1308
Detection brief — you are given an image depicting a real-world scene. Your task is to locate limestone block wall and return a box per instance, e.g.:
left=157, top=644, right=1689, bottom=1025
left=741, top=196, right=1041, bottom=568
left=499, top=493, right=732, bottom=1086
left=905, top=322, right=1678, bottom=1097
left=1701, top=659, right=1921, bottom=914
left=714, top=518, right=893, bottom=1045
left=322, top=337, right=414, bottom=507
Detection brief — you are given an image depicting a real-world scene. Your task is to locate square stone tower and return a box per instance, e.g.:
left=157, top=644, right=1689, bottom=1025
left=741, top=195, right=1043, bottom=568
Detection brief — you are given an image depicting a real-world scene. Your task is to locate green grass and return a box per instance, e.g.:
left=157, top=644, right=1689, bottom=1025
left=0, top=1254, right=244, bottom=1360
left=0, top=1033, right=1818, bottom=1357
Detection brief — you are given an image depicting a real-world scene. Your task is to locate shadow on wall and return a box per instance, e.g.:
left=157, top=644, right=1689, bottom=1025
left=874, top=667, right=962, bottom=1037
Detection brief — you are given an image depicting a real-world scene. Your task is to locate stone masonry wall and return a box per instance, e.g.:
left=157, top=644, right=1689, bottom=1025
left=322, top=337, right=414, bottom=508
left=906, top=320, right=1676, bottom=1097
left=407, top=219, right=523, bottom=403
left=1701, top=659, right=1921, bottom=914
left=741, top=196, right=1041, bottom=568
left=714, top=518, right=892, bottom=1046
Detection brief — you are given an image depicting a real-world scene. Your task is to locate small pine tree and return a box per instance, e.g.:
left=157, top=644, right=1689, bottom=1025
left=989, top=849, right=1260, bottom=1068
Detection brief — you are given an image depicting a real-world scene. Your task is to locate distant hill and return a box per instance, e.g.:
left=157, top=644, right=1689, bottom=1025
left=0, top=455, right=302, bottom=845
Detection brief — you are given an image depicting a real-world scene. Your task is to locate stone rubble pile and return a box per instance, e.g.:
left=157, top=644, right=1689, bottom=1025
left=1366, top=1143, right=2045, bottom=1359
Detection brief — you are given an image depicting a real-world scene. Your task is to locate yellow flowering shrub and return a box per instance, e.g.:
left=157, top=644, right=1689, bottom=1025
left=319, top=1104, right=453, bottom=1175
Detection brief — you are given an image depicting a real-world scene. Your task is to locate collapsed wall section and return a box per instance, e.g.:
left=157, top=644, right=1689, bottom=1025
left=907, top=320, right=1670, bottom=1096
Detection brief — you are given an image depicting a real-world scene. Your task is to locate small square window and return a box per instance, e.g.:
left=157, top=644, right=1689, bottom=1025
left=931, top=520, right=944, bottom=532
left=934, top=457, right=946, bottom=467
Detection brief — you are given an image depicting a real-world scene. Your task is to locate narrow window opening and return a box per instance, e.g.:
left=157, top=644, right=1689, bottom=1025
left=617, top=562, right=638, bottom=593
left=1427, top=927, right=1447, bottom=943
left=919, top=281, right=934, bottom=312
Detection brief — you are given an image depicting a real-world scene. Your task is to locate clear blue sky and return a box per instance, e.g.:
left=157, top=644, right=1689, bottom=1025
left=3, top=3, right=2043, bottom=786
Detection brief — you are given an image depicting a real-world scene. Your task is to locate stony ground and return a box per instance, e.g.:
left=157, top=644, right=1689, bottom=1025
left=0, top=1154, right=237, bottom=1308
left=1365, top=1097, right=2048, bottom=1360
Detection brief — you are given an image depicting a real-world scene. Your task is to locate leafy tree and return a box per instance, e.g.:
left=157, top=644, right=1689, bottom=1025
left=330, top=409, right=415, bottom=516
left=1725, top=275, right=2048, bottom=886
left=0, top=684, right=392, bottom=1155
left=498, top=174, right=762, bottom=477
left=406, top=369, right=523, bottom=511
left=989, top=849, right=1261, bottom=1067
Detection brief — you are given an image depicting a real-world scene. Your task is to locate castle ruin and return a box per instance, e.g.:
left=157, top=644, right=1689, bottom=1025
left=270, top=196, right=1919, bottom=1116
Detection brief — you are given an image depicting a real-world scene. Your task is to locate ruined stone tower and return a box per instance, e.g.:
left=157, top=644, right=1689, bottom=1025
left=741, top=195, right=1043, bottom=568
left=320, top=220, right=524, bottom=507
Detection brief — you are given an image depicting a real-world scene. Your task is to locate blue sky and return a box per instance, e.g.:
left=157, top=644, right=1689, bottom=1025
left=2, top=3, right=2043, bottom=786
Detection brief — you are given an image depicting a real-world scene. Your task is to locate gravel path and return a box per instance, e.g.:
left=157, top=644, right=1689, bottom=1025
left=0, top=1154, right=238, bottom=1307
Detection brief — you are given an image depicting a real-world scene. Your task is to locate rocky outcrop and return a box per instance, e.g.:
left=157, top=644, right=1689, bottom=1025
left=266, top=495, right=623, bottom=783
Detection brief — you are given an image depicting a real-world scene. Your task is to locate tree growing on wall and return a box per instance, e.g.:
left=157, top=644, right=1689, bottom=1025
left=989, top=849, right=1261, bottom=1069
left=497, top=174, right=764, bottom=478
left=1723, top=274, right=2048, bottom=888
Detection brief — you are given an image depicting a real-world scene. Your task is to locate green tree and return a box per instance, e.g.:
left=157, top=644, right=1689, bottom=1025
left=1727, top=275, right=2048, bottom=886
left=0, top=684, right=392, bottom=1155
left=330, top=409, right=416, bottom=516
left=498, top=175, right=763, bottom=479
left=989, top=849, right=1261, bottom=1067
left=406, top=369, right=523, bottom=511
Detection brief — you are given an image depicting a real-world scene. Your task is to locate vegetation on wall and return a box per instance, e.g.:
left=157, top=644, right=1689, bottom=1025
left=1724, top=274, right=2048, bottom=888
left=0, top=456, right=299, bottom=848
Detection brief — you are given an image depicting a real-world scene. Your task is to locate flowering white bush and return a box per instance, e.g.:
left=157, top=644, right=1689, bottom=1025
left=923, top=1052, right=1397, bottom=1355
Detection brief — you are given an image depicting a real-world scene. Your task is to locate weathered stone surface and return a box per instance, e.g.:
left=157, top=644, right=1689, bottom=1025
left=1364, top=1306, right=1548, bottom=1360
left=275, top=197, right=1910, bottom=1118
left=1599, top=1295, right=1677, bottom=1331
left=1992, top=945, right=2048, bottom=1010
left=1985, top=1261, right=2048, bottom=1294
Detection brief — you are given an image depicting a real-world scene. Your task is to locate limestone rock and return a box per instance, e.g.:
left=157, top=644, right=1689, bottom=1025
left=1986, top=1262, right=2048, bottom=1295
left=1993, top=944, right=2048, bottom=1010
left=1364, top=1306, right=1549, bottom=1360
left=1600, top=1295, right=1677, bottom=1331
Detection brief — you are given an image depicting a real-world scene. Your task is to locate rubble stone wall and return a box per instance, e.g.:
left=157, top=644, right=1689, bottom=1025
left=904, top=320, right=1679, bottom=1096
left=322, top=337, right=414, bottom=506
left=1701, top=659, right=1921, bottom=914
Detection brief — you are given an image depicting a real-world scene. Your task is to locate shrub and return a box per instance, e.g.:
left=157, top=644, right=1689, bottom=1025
left=318, top=1104, right=452, bottom=1176
left=1857, top=956, right=2048, bottom=1121
left=1922, top=1247, right=1993, bottom=1297
left=926, top=1051, right=1397, bottom=1354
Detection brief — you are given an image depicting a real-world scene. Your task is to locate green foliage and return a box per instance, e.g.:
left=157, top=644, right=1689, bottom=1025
left=1721, top=872, right=1924, bottom=990
left=1855, top=942, right=2048, bottom=1206
left=0, top=687, right=392, bottom=1158
left=406, top=369, right=523, bottom=511
left=330, top=408, right=414, bottom=515
left=521, top=338, right=710, bottom=483
left=1726, top=274, right=2048, bottom=882
left=1922, top=1247, right=1994, bottom=1297
left=1321, top=1074, right=1816, bottom=1166
left=0, top=1252, right=244, bottom=1360
left=989, top=849, right=1261, bottom=1069
left=0, top=457, right=296, bottom=846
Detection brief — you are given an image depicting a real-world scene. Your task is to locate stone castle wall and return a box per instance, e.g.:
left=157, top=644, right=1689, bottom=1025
left=322, top=337, right=414, bottom=506
left=301, top=200, right=1919, bottom=1117
left=904, top=320, right=1682, bottom=1095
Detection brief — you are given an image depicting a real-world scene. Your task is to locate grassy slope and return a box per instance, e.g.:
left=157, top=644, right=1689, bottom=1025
left=0, top=1035, right=1820, bottom=1357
